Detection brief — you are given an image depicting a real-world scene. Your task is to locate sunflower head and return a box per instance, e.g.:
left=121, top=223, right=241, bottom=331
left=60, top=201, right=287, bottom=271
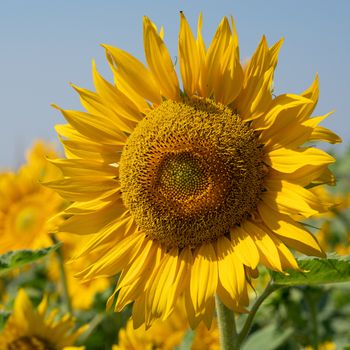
left=0, top=141, right=65, bottom=254
left=7, top=336, right=54, bottom=350
left=120, top=98, right=266, bottom=249
left=49, top=12, right=340, bottom=328
left=0, top=289, right=87, bottom=349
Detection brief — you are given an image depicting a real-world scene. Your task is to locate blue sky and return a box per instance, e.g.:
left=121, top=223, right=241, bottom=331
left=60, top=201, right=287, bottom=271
left=0, top=0, right=349, bottom=168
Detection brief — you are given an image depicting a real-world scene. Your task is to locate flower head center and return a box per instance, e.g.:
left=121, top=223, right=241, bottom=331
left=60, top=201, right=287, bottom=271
left=8, top=336, right=55, bottom=350
left=120, top=98, right=265, bottom=249
left=15, top=207, right=38, bottom=233
left=157, top=152, right=209, bottom=200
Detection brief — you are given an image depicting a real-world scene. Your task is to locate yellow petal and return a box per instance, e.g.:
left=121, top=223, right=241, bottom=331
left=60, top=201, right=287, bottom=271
left=266, top=147, right=335, bottom=173
left=254, top=94, right=312, bottom=132
left=203, top=17, right=231, bottom=98
left=212, top=16, right=243, bottom=104
left=49, top=158, right=118, bottom=177
left=272, top=236, right=300, bottom=270
left=310, top=126, right=342, bottom=144
left=263, top=179, right=327, bottom=218
left=299, top=74, right=319, bottom=121
left=78, top=232, right=144, bottom=280
left=53, top=106, right=127, bottom=146
left=242, top=220, right=283, bottom=272
left=103, top=44, right=161, bottom=105
left=143, top=16, right=180, bottom=100
left=59, top=203, right=118, bottom=235
left=163, top=247, right=192, bottom=319
left=196, top=12, right=207, bottom=96
left=116, top=239, right=156, bottom=291
left=73, top=214, right=134, bottom=257
left=145, top=248, right=179, bottom=325
left=132, top=294, right=146, bottom=329
left=230, top=226, right=259, bottom=269
left=263, top=112, right=333, bottom=151
left=55, top=125, right=121, bottom=163
left=236, top=36, right=282, bottom=118
left=45, top=176, right=118, bottom=202
left=190, top=244, right=218, bottom=317
left=216, top=236, right=246, bottom=306
left=178, top=12, right=200, bottom=97
left=269, top=165, right=331, bottom=187
left=236, top=36, right=284, bottom=120
left=92, top=61, right=142, bottom=124
left=258, top=201, right=325, bottom=257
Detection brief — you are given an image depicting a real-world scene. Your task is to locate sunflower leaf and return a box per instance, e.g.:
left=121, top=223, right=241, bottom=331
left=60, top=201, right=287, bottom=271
left=270, top=255, right=350, bottom=286
left=0, top=244, right=61, bottom=275
left=241, top=324, right=293, bottom=350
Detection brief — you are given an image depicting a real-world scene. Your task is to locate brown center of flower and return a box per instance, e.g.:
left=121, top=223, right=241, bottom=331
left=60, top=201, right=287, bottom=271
left=8, top=336, right=55, bottom=350
left=119, top=98, right=265, bottom=249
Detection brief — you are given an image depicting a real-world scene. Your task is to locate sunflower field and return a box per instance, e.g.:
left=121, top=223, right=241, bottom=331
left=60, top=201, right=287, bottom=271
left=1, top=6, right=350, bottom=350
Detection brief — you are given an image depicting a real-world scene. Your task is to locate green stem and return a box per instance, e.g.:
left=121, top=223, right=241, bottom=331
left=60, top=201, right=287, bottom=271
left=51, top=234, right=72, bottom=314
left=305, top=290, right=319, bottom=350
left=76, top=313, right=104, bottom=345
left=215, top=295, right=239, bottom=350
left=238, top=280, right=280, bottom=344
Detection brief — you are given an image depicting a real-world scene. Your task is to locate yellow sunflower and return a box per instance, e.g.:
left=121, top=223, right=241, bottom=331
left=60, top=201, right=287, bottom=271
left=113, top=300, right=219, bottom=350
left=0, top=289, right=86, bottom=350
left=0, top=141, right=64, bottom=254
left=48, top=13, right=340, bottom=328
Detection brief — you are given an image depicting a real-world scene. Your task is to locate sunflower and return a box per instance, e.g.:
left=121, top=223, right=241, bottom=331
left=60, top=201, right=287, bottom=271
left=0, top=141, right=64, bottom=254
left=0, top=289, right=86, bottom=350
left=113, top=300, right=219, bottom=350
left=48, top=13, right=341, bottom=328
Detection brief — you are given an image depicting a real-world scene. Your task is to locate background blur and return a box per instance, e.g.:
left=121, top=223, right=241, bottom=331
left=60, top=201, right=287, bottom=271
left=0, top=0, right=348, bottom=168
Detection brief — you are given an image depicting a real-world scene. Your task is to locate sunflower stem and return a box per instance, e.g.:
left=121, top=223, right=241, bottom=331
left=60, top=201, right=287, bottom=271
left=305, top=289, right=319, bottom=350
left=238, top=280, right=280, bottom=345
left=51, top=234, right=72, bottom=314
left=215, top=295, right=239, bottom=350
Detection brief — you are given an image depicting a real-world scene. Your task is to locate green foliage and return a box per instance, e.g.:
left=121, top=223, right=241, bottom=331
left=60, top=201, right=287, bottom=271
left=271, top=255, right=350, bottom=286
left=175, top=329, right=195, bottom=350
left=0, top=244, right=61, bottom=276
left=0, top=311, right=10, bottom=331
left=241, top=324, right=293, bottom=350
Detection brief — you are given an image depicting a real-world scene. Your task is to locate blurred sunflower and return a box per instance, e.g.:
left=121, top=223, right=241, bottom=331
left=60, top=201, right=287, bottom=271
left=0, top=289, right=86, bottom=350
left=48, top=13, right=340, bottom=327
left=113, top=301, right=219, bottom=350
left=0, top=141, right=64, bottom=254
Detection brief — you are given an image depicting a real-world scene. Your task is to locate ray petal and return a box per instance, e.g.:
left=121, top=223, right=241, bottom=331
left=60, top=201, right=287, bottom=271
left=143, top=16, right=180, bottom=101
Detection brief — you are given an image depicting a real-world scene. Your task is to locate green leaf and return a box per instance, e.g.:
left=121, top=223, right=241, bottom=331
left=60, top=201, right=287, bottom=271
left=271, top=255, right=350, bottom=286
left=175, top=329, right=195, bottom=350
left=0, top=311, right=10, bottom=331
left=0, top=244, right=61, bottom=276
left=241, top=324, right=293, bottom=350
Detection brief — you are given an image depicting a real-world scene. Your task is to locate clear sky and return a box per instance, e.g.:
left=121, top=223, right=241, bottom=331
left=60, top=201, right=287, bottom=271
left=0, top=0, right=349, bottom=168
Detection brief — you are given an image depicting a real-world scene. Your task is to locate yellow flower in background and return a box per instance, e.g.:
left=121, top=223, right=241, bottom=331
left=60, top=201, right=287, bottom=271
left=305, top=341, right=336, bottom=350
left=0, top=289, right=86, bottom=350
left=0, top=141, right=64, bottom=254
left=113, top=301, right=219, bottom=350
left=49, top=233, right=111, bottom=310
left=48, top=13, right=340, bottom=328
left=312, top=186, right=350, bottom=254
